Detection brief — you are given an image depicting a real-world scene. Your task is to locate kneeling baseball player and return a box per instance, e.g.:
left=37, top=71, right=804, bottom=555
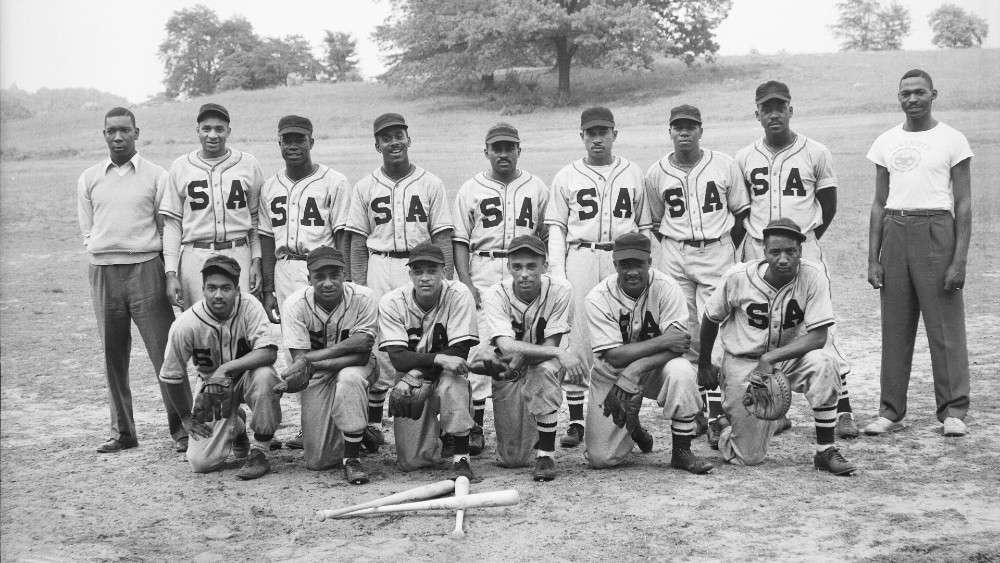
left=698, top=218, right=856, bottom=475
left=377, top=242, right=479, bottom=480
left=584, top=233, right=713, bottom=473
left=473, top=235, right=586, bottom=481
left=273, top=247, right=379, bottom=484
left=159, top=255, right=282, bottom=479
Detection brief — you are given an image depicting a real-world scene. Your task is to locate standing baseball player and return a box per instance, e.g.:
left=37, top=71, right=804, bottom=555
left=275, top=247, right=378, bottom=484
left=644, top=104, right=750, bottom=447
left=546, top=107, right=652, bottom=449
left=377, top=242, right=478, bottom=480
left=734, top=82, right=857, bottom=438
left=160, top=103, right=264, bottom=310
left=77, top=107, right=192, bottom=453
left=698, top=218, right=856, bottom=475
left=584, top=232, right=712, bottom=474
left=343, top=113, right=455, bottom=448
left=453, top=122, right=549, bottom=455
left=864, top=69, right=973, bottom=437
left=475, top=235, right=586, bottom=481
left=159, top=255, right=282, bottom=480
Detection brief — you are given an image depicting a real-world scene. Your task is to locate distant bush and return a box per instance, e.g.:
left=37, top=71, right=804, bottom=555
left=1, top=94, right=33, bottom=121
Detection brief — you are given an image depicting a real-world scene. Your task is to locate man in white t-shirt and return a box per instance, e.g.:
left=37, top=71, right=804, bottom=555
left=864, top=69, right=974, bottom=438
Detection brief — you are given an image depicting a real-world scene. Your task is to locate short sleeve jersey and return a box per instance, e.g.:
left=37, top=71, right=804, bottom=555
left=453, top=170, right=549, bottom=251
left=481, top=275, right=573, bottom=346
left=704, top=259, right=835, bottom=357
left=280, top=283, right=379, bottom=351
left=258, top=163, right=350, bottom=258
left=378, top=279, right=479, bottom=353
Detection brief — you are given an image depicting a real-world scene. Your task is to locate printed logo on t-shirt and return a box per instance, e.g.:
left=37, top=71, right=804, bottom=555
left=889, top=146, right=921, bottom=172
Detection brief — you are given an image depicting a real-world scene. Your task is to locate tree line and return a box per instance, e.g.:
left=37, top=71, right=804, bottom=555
left=831, top=0, right=989, bottom=52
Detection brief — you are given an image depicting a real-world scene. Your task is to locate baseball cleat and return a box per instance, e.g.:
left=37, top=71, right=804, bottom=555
left=707, top=416, right=728, bottom=450
left=236, top=449, right=271, bottom=480
left=670, top=449, right=714, bottom=474
left=773, top=416, right=793, bottom=436
left=96, top=437, right=138, bottom=453
left=469, top=424, right=485, bottom=456
left=343, top=458, right=370, bottom=485
left=694, top=412, right=709, bottom=437
left=285, top=429, right=304, bottom=450
left=631, top=426, right=654, bottom=453
left=560, top=423, right=585, bottom=448
left=531, top=456, right=557, bottom=482
left=943, top=417, right=967, bottom=437
left=813, top=447, right=856, bottom=476
left=361, top=425, right=386, bottom=454
left=836, top=412, right=860, bottom=439
left=232, top=432, right=250, bottom=459
left=452, top=457, right=474, bottom=482
left=863, top=416, right=904, bottom=436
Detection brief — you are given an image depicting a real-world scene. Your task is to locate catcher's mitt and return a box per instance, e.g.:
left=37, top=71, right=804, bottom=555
left=601, top=383, right=642, bottom=432
left=388, top=370, right=434, bottom=419
left=742, top=367, right=791, bottom=420
left=193, top=375, right=234, bottom=424
left=273, top=357, right=313, bottom=394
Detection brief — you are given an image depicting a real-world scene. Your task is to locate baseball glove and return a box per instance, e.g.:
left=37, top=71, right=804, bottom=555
left=192, top=375, right=234, bottom=424
left=742, top=367, right=792, bottom=420
left=469, top=354, right=523, bottom=382
left=273, top=357, right=313, bottom=394
left=388, top=370, right=434, bottom=420
left=601, top=383, right=642, bottom=433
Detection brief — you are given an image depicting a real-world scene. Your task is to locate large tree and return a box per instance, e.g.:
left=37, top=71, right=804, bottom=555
left=830, top=0, right=911, bottom=51
left=323, top=31, right=362, bottom=81
left=928, top=4, right=989, bottom=48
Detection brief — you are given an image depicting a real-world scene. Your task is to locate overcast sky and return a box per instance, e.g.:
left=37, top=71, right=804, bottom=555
left=1, top=0, right=996, bottom=103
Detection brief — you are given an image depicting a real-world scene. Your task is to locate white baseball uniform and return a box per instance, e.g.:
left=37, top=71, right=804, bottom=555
left=481, top=274, right=572, bottom=467
left=159, top=293, right=281, bottom=472
left=704, top=259, right=841, bottom=466
left=281, top=283, right=378, bottom=470
left=160, top=150, right=264, bottom=308
left=378, top=279, right=478, bottom=471
left=583, top=269, right=702, bottom=468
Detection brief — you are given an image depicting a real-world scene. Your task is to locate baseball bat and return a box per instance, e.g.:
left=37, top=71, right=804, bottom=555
left=337, top=489, right=520, bottom=517
left=451, top=476, right=470, bottom=537
left=315, top=479, right=456, bottom=521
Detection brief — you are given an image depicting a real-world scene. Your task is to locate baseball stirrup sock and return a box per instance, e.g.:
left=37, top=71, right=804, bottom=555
left=452, top=434, right=470, bottom=458
left=473, top=399, right=486, bottom=427
left=706, top=389, right=724, bottom=419
left=671, top=415, right=697, bottom=450
left=368, top=389, right=387, bottom=423
left=814, top=405, right=837, bottom=445
left=252, top=433, right=273, bottom=452
left=536, top=416, right=557, bottom=453
left=343, top=431, right=363, bottom=459
left=837, top=373, right=853, bottom=413
left=566, top=392, right=585, bottom=422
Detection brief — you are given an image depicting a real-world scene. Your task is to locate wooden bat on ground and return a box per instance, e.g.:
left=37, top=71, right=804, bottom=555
left=335, top=489, right=520, bottom=518
left=451, top=476, right=470, bottom=537
left=316, top=479, right=456, bottom=521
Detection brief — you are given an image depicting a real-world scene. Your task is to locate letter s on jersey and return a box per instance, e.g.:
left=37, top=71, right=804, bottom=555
left=187, top=180, right=210, bottom=211
left=576, top=188, right=598, bottom=220
left=746, top=303, right=769, bottom=329
left=371, top=196, right=391, bottom=225
left=480, top=197, right=502, bottom=228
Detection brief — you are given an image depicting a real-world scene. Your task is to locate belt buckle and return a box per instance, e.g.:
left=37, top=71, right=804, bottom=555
left=898, top=209, right=908, bottom=217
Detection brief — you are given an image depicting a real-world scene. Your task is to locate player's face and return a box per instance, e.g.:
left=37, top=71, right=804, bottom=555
left=898, top=77, right=936, bottom=121
left=198, top=117, right=231, bottom=158
left=755, top=100, right=792, bottom=136
left=103, top=115, right=138, bottom=160
left=485, top=141, right=520, bottom=177
left=203, top=273, right=238, bottom=318
left=409, top=262, right=444, bottom=301
left=375, top=127, right=410, bottom=165
left=668, top=120, right=702, bottom=153
left=507, top=251, right=546, bottom=296
left=614, top=258, right=651, bottom=297
left=310, top=266, right=345, bottom=307
left=580, top=126, right=617, bottom=162
left=763, top=235, right=801, bottom=281
left=279, top=133, right=314, bottom=166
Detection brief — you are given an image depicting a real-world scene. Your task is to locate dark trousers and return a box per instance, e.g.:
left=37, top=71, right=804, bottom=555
left=88, top=256, right=191, bottom=441
left=879, top=213, right=969, bottom=422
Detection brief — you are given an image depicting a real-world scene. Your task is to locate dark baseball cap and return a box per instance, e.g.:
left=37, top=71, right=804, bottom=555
left=407, top=242, right=445, bottom=266
left=278, top=115, right=312, bottom=136
left=755, top=81, right=791, bottom=105
left=669, top=104, right=702, bottom=125
left=485, top=122, right=520, bottom=144
left=306, top=246, right=345, bottom=272
left=374, top=112, right=407, bottom=136
left=581, top=106, right=615, bottom=130
left=612, top=232, right=651, bottom=261
left=197, top=103, right=230, bottom=123
left=507, top=234, right=546, bottom=257
left=762, top=217, right=806, bottom=242
left=201, top=254, right=241, bottom=283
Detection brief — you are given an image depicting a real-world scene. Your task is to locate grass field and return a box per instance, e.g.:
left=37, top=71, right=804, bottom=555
left=2, top=48, right=999, bottom=561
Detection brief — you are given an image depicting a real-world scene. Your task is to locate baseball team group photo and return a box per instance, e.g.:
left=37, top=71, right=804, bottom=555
left=2, top=0, right=998, bottom=560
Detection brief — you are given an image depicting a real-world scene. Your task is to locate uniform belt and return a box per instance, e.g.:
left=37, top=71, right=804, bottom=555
left=370, top=249, right=410, bottom=258
left=679, top=237, right=721, bottom=248
left=476, top=250, right=508, bottom=258
left=190, top=238, right=247, bottom=250
left=885, top=209, right=950, bottom=217
left=283, top=253, right=308, bottom=260
left=578, top=242, right=614, bottom=251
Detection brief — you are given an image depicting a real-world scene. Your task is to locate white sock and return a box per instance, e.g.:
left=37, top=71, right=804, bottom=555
left=536, top=450, right=554, bottom=458
left=815, top=443, right=834, bottom=453
left=453, top=454, right=469, bottom=464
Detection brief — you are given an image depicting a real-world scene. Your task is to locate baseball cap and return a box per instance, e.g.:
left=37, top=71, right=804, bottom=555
left=485, top=122, right=520, bottom=144
left=373, top=113, right=407, bottom=136
left=278, top=115, right=313, bottom=136
left=669, top=104, right=702, bottom=125
left=762, top=218, right=806, bottom=242
left=407, top=242, right=445, bottom=266
left=612, top=232, right=651, bottom=261
left=306, top=246, right=346, bottom=272
left=507, top=234, right=546, bottom=257
left=755, top=81, right=791, bottom=105
left=581, top=107, right=615, bottom=130
left=201, top=254, right=241, bottom=283
left=197, top=103, right=230, bottom=123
